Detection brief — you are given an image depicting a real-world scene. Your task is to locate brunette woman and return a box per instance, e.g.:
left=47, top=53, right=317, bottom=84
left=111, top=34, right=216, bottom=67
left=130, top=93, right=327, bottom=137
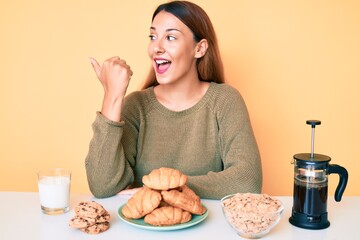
left=86, top=1, right=262, bottom=199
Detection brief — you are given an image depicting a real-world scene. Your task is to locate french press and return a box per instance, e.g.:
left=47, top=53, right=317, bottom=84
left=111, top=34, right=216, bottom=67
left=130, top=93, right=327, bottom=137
left=289, top=120, right=348, bottom=229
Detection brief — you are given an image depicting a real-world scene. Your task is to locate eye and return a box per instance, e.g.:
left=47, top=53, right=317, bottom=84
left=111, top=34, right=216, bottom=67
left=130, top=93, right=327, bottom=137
left=149, top=34, right=157, bottom=40
left=167, top=35, right=176, bottom=41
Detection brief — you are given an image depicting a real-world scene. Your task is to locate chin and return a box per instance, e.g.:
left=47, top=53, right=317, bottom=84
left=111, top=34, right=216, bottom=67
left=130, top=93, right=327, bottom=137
left=155, top=75, right=172, bottom=85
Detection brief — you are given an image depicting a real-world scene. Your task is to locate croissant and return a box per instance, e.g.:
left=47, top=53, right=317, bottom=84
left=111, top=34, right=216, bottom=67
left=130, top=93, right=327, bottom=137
left=179, top=185, right=200, bottom=202
left=161, top=189, right=206, bottom=215
left=121, top=186, right=161, bottom=219
left=144, top=206, right=192, bottom=226
left=142, top=167, right=188, bottom=191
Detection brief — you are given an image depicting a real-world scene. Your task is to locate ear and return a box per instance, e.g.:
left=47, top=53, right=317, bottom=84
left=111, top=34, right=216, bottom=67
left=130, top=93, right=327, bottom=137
left=194, top=39, right=208, bottom=59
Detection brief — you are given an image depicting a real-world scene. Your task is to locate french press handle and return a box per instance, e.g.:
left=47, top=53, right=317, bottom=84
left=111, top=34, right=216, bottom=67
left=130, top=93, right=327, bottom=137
left=328, top=164, right=348, bottom=202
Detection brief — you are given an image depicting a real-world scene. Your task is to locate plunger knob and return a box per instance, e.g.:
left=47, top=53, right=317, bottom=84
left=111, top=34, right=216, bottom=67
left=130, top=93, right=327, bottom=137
left=306, top=120, right=321, bottom=127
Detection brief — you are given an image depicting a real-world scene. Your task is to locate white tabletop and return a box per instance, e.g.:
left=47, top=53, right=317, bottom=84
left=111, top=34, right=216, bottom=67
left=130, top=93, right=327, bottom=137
left=0, top=192, right=359, bottom=240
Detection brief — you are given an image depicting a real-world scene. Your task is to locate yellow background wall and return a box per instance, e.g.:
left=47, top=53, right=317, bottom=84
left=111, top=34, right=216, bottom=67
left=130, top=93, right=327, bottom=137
left=1, top=0, right=359, bottom=196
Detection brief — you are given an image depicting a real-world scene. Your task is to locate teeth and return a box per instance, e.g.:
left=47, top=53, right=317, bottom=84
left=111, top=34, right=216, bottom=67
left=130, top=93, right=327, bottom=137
left=155, top=60, right=170, bottom=64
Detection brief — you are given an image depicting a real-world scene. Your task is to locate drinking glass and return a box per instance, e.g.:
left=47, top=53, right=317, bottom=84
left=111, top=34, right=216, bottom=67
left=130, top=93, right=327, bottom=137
left=37, top=168, right=71, bottom=215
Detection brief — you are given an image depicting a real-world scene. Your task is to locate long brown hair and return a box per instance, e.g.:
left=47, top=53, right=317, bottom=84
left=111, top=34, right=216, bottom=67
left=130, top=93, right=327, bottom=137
left=142, top=1, right=225, bottom=89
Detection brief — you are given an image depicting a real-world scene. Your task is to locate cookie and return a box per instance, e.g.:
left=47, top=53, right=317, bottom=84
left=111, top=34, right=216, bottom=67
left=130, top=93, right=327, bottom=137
left=70, top=201, right=111, bottom=234
left=94, top=211, right=111, bottom=223
left=80, top=222, right=110, bottom=234
left=75, top=201, right=106, bottom=218
left=69, top=216, right=96, bottom=229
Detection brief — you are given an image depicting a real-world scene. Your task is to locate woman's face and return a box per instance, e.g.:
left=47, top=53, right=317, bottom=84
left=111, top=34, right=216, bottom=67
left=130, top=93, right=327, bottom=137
left=148, top=11, right=202, bottom=86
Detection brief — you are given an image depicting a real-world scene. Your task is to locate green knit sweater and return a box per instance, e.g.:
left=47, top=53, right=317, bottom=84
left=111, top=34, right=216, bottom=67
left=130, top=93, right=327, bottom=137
left=85, top=82, right=262, bottom=199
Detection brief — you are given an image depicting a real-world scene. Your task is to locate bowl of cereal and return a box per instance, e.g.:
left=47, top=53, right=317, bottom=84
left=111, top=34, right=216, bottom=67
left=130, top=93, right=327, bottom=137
left=221, top=193, right=284, bottom=239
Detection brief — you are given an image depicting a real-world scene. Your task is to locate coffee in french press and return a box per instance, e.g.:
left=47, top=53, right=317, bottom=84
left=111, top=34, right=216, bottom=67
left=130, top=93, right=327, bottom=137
left=289, top=120, right=348, bottom=229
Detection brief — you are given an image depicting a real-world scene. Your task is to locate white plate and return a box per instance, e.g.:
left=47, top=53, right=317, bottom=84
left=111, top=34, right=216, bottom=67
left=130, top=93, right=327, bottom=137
left=118, top=204, right=208, bottom=231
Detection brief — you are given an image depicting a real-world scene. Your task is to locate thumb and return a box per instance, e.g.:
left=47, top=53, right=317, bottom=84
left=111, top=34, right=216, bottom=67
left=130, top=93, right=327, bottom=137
left=88, top=57, right=101, bottom=79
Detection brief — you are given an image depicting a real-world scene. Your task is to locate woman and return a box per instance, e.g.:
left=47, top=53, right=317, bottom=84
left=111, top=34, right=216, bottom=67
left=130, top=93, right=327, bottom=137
left=86, top=1, right=262, bottom=199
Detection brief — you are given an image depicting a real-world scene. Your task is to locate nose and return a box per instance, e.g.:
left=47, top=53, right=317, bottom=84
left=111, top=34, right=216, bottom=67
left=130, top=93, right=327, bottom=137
left=153, top=40, right=165, bottom=54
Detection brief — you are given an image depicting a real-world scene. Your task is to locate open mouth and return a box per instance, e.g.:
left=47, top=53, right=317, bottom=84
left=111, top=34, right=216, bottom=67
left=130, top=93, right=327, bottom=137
left=155, top=59, right=171, bottom=74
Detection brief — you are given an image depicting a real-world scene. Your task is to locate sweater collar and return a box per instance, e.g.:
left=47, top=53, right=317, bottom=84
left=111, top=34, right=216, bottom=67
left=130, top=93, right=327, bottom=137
left=147, top=82, right=216, bottom=116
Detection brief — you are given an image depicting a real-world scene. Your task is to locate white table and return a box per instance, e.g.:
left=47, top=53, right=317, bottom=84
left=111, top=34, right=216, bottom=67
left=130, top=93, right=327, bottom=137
left=0, top=192, right=359, bottom=239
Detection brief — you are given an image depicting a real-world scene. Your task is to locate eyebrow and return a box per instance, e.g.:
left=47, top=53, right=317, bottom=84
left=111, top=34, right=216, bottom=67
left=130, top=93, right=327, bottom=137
left=150, top=27, right=182, bottom=33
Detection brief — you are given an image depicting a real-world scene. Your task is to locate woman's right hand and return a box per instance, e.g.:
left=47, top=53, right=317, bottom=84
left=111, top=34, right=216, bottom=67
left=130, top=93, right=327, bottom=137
left=89, top=56, right=133, bottom=122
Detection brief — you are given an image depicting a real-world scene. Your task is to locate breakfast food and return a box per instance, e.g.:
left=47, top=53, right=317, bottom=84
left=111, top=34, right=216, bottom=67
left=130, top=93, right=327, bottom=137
left=179, top=185, right=200, bottom=202
left=69, top=201, right=110, bottom=234
left=161, top=189, right=206, bottom=215
left=75, top=201, right=107, bottom=218
left=122, top=167, right=206, bottom=226
left=93, top=212, right=111, bottom=223
left=69, top=216, right=96, bottom=229
left=121, top=186, right=162, bottom=219
left=80, top=222, right=110, bottom=234
left=144, top=206, right=192, bottom=226
left=222, top=193, right=282, bottom=235
left=142, top=167, right=188, bottom=190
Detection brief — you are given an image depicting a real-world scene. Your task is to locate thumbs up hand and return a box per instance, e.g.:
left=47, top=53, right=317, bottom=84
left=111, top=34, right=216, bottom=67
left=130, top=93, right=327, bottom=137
left=89, top=56, right=133, bottom=122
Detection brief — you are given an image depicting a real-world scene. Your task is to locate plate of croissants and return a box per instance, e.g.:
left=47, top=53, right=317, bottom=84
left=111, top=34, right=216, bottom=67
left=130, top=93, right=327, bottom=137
left=117, top=167, right=208, bottom=231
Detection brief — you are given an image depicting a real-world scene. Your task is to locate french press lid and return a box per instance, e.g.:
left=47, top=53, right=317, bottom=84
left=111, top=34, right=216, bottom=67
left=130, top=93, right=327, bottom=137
left=293, top=120, right=331, bottom=165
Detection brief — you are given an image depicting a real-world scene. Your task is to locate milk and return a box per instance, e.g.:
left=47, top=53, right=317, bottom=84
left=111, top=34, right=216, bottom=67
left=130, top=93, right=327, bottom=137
left=38, top=176, right=70, bottom=209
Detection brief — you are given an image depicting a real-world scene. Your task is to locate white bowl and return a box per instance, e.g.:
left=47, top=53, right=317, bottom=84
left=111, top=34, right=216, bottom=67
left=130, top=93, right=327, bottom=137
left=221, top=193, right=284, bottom=239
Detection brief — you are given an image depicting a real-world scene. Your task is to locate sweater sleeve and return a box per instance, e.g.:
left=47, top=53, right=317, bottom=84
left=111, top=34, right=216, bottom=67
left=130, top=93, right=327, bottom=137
left=187, top=87, right=263, bottom=199
left=85, top=112, right=135, bottom=198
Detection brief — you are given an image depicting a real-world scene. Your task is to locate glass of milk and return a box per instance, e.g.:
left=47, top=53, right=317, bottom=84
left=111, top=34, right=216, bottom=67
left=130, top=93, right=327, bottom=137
left=37, top=168, right=71, bottom=215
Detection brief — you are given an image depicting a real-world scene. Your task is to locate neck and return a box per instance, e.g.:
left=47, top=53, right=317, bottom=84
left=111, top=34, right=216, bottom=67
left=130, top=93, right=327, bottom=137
left=154, top=80, right=210, bottom=111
